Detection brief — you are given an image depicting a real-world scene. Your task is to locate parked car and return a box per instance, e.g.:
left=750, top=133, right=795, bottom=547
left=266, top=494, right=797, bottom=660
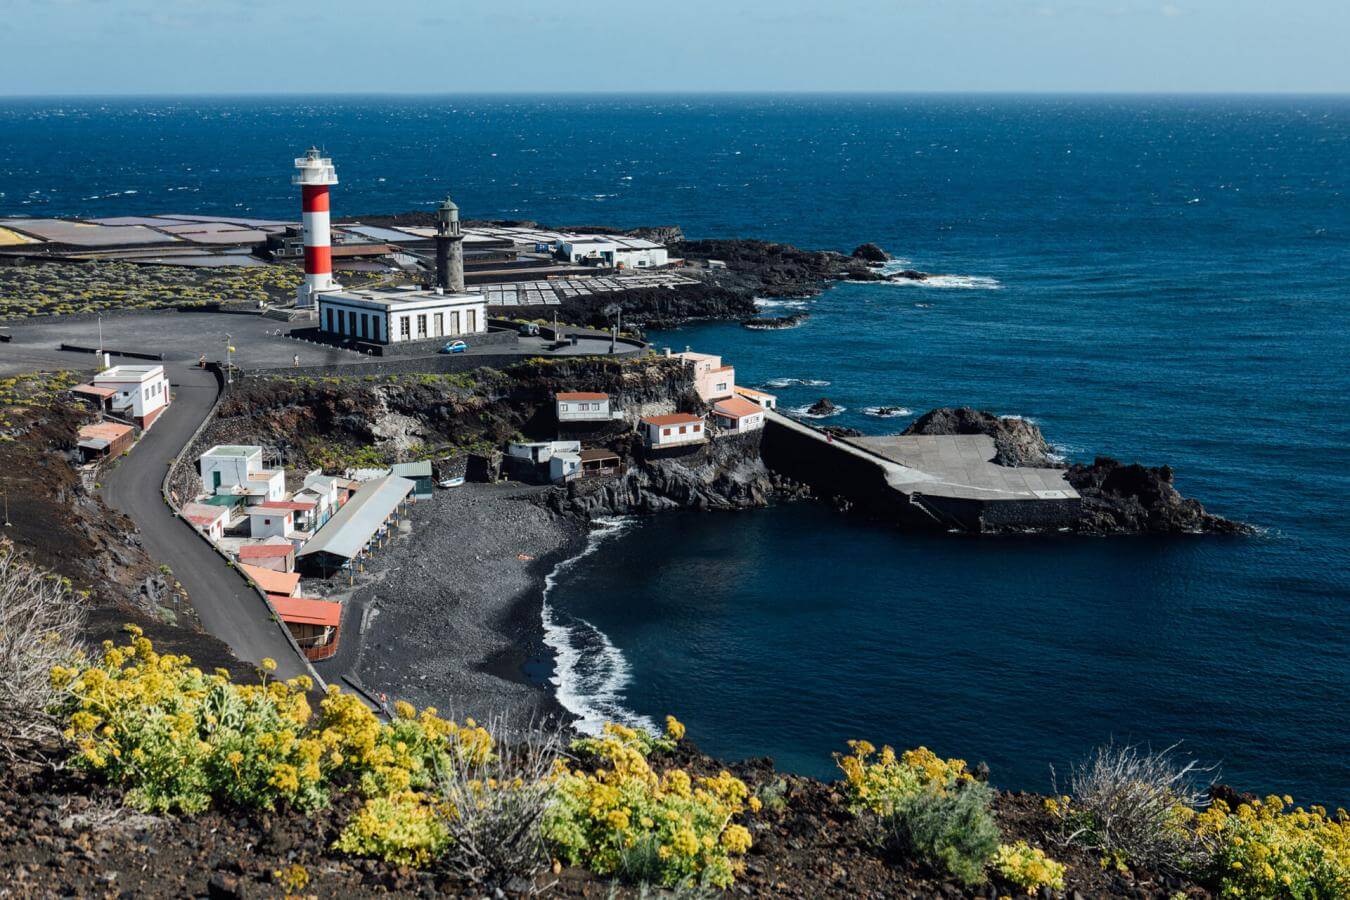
left=439, top=340, right=468, bottom=354
left=516, top=322, right=540, bottom=336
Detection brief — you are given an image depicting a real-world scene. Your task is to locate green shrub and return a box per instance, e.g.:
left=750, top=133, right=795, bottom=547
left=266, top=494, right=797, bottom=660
left=889, top=779, right=1000, bottom=886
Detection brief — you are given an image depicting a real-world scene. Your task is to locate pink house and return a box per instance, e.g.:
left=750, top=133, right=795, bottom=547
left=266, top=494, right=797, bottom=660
left=668, top=349, right=735, bottom=403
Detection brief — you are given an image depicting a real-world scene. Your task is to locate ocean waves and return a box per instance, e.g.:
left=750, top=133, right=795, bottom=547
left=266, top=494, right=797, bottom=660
left=541, top=517, right=655, bottom=736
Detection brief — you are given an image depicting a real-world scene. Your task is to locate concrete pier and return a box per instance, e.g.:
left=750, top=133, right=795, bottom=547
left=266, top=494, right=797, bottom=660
left=760, top=410, right=1081, bottom=532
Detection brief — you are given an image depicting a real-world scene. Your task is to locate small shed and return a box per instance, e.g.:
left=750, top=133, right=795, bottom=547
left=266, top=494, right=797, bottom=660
left=239, top=563, right=301, bottom=598
left=181, top=502, right=229, bottom=542
left=237, top=539, right=296, bottom=573
left=391, top=461, right=434, bottom=499
left=269, top=595, right=342, bottom=661
left=579, top=447, right=622, bottom=477
left=77, top=421, right=135, bottom=461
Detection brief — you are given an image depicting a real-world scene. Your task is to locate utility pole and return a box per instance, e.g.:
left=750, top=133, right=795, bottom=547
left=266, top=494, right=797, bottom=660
left=97, top=313, right=103, bottom=365
left=2, top=488, right=10, bottom=527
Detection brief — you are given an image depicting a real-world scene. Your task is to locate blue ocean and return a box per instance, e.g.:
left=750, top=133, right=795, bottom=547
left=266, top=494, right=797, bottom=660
left=3, top=95, right=1347, bottom=803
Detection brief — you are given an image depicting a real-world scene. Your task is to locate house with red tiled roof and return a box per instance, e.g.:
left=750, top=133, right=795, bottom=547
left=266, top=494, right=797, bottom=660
left=181, top=502, right=229, bottom=542
left=712, top=395, right=767, bottom=433
left=640, top=412, right=706, bottom=450
left=556, top=390, right=622, bottom=422
left=237, top=538, right=296, bottom=573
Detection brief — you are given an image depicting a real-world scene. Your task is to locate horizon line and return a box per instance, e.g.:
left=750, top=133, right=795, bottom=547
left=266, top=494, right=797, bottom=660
left=3, top=89, right=1350, bottom=101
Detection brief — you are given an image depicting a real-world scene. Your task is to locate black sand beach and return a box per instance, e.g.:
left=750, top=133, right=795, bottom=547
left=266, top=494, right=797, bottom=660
left=317, top=482, right=584, bottom=725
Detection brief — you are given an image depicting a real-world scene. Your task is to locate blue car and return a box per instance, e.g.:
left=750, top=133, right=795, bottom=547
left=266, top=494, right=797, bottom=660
left=439, top=340, right=468, bottom=354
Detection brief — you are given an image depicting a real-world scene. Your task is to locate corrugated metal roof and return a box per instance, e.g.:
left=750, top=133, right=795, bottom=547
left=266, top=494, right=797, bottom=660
left=297, top=475, right=414, bottom=562
left=390, top=461, right=432, bottom=478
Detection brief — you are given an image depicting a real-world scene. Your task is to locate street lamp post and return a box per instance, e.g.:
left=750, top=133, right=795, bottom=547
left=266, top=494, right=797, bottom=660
left=3, top=489, right=10, bottom=527
left=97, top=313, right=103, bottom=365
left=225, top=334, right=233, bottom=385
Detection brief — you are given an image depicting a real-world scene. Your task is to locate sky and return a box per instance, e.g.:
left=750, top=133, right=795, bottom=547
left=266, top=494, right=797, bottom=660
left=2, top=0, right=1347, bottom=96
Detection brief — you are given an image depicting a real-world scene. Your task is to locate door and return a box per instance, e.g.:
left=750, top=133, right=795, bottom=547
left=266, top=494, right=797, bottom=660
left=212, top=471, right=221, bottom=490
left=434, top=313, right=443, bottom=337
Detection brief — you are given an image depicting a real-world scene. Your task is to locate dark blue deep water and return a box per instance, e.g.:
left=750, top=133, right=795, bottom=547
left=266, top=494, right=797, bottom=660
left=4, top=95, right=1348, bottom=803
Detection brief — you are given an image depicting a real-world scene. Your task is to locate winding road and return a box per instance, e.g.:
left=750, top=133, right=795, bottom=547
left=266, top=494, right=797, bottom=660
left=99, top=365, right=313, bottom=681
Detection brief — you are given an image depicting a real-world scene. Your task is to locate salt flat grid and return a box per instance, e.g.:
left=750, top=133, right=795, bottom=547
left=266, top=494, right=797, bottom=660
left=474, top=271, right=698, bottom=306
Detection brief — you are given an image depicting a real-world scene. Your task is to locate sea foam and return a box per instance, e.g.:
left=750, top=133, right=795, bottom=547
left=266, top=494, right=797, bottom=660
left=541, top=517, right=656, bottom=736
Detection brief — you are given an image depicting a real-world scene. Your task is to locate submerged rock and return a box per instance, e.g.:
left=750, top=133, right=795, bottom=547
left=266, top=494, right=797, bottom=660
left=903, top=407, right=1057, bottom=468
left=742, top=312, right=809, bottom=330
left=887, top=269, right=931, bottom=282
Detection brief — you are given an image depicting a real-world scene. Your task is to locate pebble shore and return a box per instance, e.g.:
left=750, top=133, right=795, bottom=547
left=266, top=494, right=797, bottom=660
left=333, top=482, right=585, bottom=726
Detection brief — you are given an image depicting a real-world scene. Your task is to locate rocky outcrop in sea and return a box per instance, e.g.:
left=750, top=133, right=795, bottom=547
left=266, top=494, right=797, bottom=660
left=902, top=406, right=1252, bottom=535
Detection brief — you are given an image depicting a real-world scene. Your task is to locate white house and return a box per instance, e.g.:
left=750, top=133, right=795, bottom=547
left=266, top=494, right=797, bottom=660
left=557, top=236, right=668, bottom=270
left=667, top=349, right=735, bottom=403
left=712, top=396, right=766, bottom=433
left=247, top=504, right=295, bottom=540
left=641, top=413, right=706, bottom=449
left=92, top=364, right=171, bottom=429
left=317, top=285, right=487, bottom=345
left=181, top=502, right=229, bottom=542
left=198, top=445, right=286, bottom=502
left=549, top=450, right=582, bottom=482
left=734, top=386, right=778, bottom=410
left=507, top=440, right=583, bottom=466
left=556, top=391, right=622, bottom=422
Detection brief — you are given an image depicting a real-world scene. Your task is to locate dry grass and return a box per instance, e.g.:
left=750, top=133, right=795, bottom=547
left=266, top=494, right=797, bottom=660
left=0, top=540, right=87, bottom=761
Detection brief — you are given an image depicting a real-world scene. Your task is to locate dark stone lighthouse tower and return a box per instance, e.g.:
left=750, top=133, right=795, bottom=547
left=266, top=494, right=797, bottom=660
left=435, top=195, right=465, bottom=294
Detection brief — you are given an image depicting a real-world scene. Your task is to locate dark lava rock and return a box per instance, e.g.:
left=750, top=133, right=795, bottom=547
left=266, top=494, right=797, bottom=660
left=1066, top=456, right=1254, bottom=535
left=851, top=242, right=890, bottom=263
left=807, top=398, right=839, bottom=417
left=742, top=312, right=809, bottom=330
left=904, top=407, right=1057, bottom=468
left=887, top=269, right=931, bottom=282
left=820, top=425, right=863, bottom=438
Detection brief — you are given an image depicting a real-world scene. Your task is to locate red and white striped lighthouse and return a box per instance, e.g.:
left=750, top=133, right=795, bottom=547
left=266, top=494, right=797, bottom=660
left=292, top=147, right=341, bottom=307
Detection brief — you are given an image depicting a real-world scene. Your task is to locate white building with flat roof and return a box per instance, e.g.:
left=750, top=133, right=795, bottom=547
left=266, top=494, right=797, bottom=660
left=198, top=445, right=286, bottom=502
left=317, top=285, right=486, bottom=345
left=557, top=236, right=668, bottom=269
left=92, top=364, right=171, bottom=428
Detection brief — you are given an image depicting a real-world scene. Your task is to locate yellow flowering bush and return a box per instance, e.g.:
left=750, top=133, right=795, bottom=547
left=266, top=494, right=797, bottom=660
left=333, top=791, right=452, bottom=867
left=52, top=628, right=508, bottom=874
left=1194, top=796, right=1350, bottom=898
left=52, top=626, right=324, bottom=813
left=313, top=690, right=493, bottom=800
left=570, top=718, right=680, bottom=761
left=834, top=740, right=971, bottom=817
left=544, top=720, right=755, bottom=888
left=993, top=841, right=1067, bottom=894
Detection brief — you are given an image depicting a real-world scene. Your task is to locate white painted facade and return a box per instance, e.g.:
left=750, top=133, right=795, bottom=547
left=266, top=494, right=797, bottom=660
left=642, top=414, right=706, bottom=449
left=734, top=386, right=778, bottom=410
left=181, top=502, right=228, bottom=542
left=318, top=286, right=486, bottom=345
left=248, top=507, right=294, bottom=540
left=93, top=364, right=171, bottom=425
left=198, top=445, right=286, bottom=501
left=556, top=392, right=622, bottom=422
left=558, top=237, right=669, bottom=269
left=507, top=440, right=582, bottom=465
left=713, top=397, right=766, bottom=433
left=549, top=451, right=582, bottom=482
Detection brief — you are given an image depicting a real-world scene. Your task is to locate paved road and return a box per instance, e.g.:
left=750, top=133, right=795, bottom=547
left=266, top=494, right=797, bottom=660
left=99, top=365, right=312, bottom=681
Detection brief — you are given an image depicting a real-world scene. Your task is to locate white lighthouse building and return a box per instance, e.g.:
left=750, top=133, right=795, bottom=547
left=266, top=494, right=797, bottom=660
left=293, top=148, right=341, bottom=308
